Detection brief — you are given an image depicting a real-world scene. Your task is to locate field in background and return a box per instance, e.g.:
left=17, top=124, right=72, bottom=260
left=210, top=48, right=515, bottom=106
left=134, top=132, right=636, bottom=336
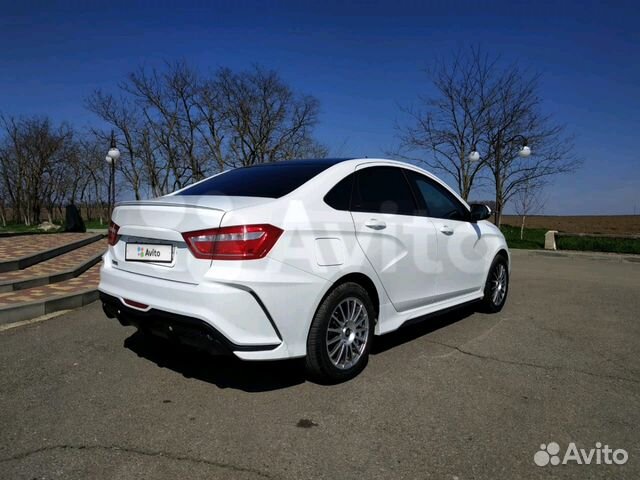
left=501, top=216, right=640, bottom=254
left=501, top=215, right=640, bottom=235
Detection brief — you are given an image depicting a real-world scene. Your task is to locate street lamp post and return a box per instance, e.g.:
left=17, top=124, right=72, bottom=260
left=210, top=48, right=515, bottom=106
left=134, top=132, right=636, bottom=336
left=105, top=130, right=120, bottom=216
left=468, top=134, right=531, bottom=163
left=468, top=134, right=531, bottom=225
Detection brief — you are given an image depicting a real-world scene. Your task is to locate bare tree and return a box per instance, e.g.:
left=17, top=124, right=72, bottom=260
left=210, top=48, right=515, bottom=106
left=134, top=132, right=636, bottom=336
left=86, top=62, right=326, bottom=199
left=397, top=47, right=579, bottom=222
left=215, top=66, right=325, bottom=166
left=513, top=179, right=546, bottom=239
left=0, top=179, right=7, bottom=226
left=125, top=61, right=206, bottom=189
left=480, top=62, right=579, bottom=226
left=86, top=92, right=146, bottom=199
left=0, top=62, right=327, bottom=228
left=0, top=115, right=73, bottom=225
left=74, top=137, right=110, bottom=223
left=396, top=48, right=494, bottom=200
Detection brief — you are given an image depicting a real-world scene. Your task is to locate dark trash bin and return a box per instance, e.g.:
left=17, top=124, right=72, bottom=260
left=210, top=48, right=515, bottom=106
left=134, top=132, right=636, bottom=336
left=64, top=204, right=86, bottom=233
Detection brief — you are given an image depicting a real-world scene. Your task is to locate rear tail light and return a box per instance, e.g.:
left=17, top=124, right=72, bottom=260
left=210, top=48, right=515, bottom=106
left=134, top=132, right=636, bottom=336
left=108, top=221, right=120, bottom=246
left=182, top=224, right=283, bottom=260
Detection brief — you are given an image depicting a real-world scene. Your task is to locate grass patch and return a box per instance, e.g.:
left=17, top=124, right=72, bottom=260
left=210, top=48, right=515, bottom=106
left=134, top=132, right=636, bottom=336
left=556, top=235, right=640, bottom=255
left=500, top=225, right=546, bottom=250
left=84, top=219, right=108, bottom=229
left=501, top=224, right=640, bottom=254
left=0, top=219, right=108, bottom=234
left=0, top=223, right=61, bottom=234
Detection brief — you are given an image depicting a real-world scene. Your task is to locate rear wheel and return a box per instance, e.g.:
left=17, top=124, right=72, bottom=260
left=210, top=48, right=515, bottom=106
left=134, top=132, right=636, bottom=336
left=306, top=282, right=375, bottom=383
left=479, top=255, right=509, bottom=313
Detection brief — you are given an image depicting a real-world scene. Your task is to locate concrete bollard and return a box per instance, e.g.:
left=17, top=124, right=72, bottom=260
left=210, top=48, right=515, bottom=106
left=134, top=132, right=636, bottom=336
left=545, top=230, right=558, bottom=250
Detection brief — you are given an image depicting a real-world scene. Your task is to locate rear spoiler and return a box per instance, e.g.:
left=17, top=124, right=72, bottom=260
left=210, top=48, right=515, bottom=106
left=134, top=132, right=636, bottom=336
left=115, top=200, right=225, bottom=212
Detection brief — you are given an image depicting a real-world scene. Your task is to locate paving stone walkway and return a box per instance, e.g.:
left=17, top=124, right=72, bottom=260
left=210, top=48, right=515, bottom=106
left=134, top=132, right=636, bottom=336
left=0, top=263, right=101, bottom=308
left=0, top=233, right=98, bottom=262
left=0, top=239, right=106, bottom=284
left=0, top=233, right=107, bottom=321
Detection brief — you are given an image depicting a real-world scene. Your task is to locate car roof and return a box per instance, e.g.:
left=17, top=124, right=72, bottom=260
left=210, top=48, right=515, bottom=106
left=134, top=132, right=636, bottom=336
left=244, top=158, right=355, bottom=168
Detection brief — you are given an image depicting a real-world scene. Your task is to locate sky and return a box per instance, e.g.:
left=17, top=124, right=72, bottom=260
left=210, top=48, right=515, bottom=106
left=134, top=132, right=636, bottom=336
left=0, top=0, right=638, bottom=214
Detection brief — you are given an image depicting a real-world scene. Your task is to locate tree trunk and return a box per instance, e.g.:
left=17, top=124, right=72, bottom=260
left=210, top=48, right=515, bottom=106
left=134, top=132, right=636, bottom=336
left=520, top=215, right=526, bottom=240
left=494, top=176, right=502, bottom=227
left=493, top=145, right=503, bottom=227
left=494, top=201, right=503, bottom=227
left=32, top=201, right=41, bottom=225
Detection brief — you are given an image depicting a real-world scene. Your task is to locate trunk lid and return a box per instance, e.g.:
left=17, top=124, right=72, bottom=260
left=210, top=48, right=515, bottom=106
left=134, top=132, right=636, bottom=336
left=110, top=195, right=270, bottom=284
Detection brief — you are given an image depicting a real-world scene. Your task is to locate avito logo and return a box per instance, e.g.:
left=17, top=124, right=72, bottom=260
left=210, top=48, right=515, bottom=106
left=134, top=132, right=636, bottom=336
left=535, top=441, right=628, bottom=467
left=136, top=247, right=161, bottom=258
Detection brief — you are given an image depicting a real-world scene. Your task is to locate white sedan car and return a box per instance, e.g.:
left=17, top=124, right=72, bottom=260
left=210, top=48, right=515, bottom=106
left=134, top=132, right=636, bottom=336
left=99, top=158, right=509, bottom=382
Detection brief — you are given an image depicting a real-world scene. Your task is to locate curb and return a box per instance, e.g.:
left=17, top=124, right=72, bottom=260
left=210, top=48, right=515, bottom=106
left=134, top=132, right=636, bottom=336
left=0, top=234, right=104, bottom=273
left=0, top=288, right=99, bottom=325
left=0, top=251, right=104, bottom=293
left=510, top=248, right=640, bottom=263
left=0, top=231, right=62, bottom=238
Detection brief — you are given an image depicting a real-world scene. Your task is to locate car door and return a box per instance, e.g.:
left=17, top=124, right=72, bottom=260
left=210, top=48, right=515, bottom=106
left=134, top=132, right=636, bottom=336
left=404, top=170, right=488, bottom=300
left=350, top=165, right=440, bottom=311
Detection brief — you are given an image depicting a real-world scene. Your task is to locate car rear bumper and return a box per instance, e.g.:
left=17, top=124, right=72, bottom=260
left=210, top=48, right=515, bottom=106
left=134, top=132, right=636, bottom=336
left=100, top=291, right=279, bottom=355
left=98, top=258, right=288, bottom=358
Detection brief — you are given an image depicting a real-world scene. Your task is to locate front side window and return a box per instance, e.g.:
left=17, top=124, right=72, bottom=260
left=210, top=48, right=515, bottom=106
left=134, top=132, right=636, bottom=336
left=352, top=167, right=417, bottom=216
left=406, top=171, right=468, bottom=221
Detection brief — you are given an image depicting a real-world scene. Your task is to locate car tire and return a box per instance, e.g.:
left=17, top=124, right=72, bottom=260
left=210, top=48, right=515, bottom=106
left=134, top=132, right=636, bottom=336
left=478, top=255, right=509, bottom=313
left=306, top=282, right=375, bottom=383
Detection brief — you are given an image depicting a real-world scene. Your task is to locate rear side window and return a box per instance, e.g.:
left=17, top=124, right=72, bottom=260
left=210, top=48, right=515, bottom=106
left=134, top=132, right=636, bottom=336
left=177, top=164, right=329, bottom=198
left=324, top=174, right=354, bottom=211
left=352, top=167, right=417, bottom=216
left=406, top=171, right=468, bottom=221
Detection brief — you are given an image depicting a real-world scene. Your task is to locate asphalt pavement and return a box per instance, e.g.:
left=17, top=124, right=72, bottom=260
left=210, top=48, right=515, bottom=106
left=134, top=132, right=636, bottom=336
left=1, top=250, right=639, bottom=479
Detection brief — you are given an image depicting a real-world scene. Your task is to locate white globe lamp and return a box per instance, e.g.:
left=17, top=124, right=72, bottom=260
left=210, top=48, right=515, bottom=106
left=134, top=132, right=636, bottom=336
left=519, top=145, right=531, bottom=157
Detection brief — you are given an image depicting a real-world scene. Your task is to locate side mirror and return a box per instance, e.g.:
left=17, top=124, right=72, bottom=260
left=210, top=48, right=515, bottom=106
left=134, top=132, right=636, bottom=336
left=469, top=203, right=492, bottom=222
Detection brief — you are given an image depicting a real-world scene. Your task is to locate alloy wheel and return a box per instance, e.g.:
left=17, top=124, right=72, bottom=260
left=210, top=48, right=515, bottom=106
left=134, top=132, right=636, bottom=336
left=491, top=263, right=507, bottom=306
left=326, top=297, right=369, bottom=370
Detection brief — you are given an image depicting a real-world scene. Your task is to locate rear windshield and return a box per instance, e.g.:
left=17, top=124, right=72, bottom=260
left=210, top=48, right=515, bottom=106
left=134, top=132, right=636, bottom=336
left=177, top=164, right=329, bottom=198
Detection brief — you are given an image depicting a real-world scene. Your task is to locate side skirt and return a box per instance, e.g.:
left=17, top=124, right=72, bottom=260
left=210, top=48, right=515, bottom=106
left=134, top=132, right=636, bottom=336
left=375, top=290, right=484, bottom=335
left=398, top=298, right=482, bottom=329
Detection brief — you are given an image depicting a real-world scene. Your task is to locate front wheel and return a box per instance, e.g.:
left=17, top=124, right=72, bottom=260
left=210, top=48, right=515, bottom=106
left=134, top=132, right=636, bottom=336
left=306, top=282, right=375, bottom=383
left=478, top=255, right=509, bottom=313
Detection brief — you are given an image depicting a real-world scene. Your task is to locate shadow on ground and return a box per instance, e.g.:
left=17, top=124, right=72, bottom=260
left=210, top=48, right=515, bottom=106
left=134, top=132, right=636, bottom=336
left=124, top=331, right=307, bottom=392
left=371, top=305, right=477, bottom=355
left=124, top=304, right=478, bottom=392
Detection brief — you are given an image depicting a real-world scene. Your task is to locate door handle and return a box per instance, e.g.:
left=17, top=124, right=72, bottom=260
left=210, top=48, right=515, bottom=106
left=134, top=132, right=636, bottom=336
left=365, top=219, right=387, bottom=230
left=440, top=226, right=454, bottom=235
